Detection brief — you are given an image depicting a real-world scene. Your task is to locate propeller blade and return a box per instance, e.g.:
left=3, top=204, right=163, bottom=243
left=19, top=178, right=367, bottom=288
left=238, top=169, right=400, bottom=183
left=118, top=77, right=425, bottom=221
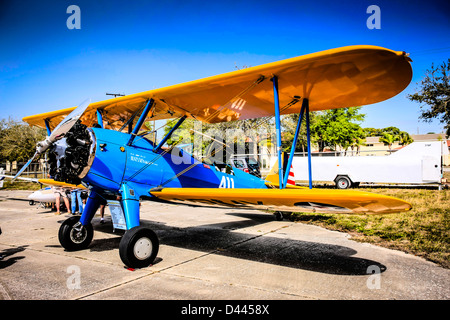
left=13, top=98, right=91, bottom=181
left=35, top=98, right=91, bottom=155
left=12, top=152, right=38, bottom=181
left=49, top=98, right=91, bottom=142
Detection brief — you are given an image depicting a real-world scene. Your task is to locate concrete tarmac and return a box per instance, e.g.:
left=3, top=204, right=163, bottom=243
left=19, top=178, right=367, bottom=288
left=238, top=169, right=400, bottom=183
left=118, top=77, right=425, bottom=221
left=0, top=190, right=449, bottom=301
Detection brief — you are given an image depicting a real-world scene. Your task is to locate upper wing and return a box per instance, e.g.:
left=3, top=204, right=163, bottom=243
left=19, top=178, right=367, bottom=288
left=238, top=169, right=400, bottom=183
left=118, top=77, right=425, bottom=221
left=149, top=187, right=412, bottom=214
left=23, top=45, right=412, bottom=129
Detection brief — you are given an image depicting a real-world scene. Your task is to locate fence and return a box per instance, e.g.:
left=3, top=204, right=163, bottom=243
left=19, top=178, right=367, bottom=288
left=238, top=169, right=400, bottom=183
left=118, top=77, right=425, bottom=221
left=0, top=160, right=48, bottom=179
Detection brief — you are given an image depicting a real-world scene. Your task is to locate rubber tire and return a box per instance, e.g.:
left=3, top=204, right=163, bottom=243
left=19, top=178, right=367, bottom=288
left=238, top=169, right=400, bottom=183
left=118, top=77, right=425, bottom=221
left=335, top=176, right=351, bottom=189
left=119, top=226, right=159, bottom=269
left=58, top=216, right=93, bottom=251
left=274, top=211, right=284, bottom=221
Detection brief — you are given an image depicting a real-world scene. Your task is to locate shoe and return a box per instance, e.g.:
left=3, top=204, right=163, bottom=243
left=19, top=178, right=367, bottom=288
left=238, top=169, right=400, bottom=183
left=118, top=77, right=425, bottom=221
left=100, top=219, right=105, bottom=224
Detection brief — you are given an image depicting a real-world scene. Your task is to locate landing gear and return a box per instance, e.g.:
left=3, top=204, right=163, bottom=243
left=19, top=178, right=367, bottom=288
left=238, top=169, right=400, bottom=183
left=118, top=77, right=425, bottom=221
left=119, top=226, right=159, bottom=268
left=274, top=211, right=284, bottom=221
left=58, top=216, right=94, bottom=251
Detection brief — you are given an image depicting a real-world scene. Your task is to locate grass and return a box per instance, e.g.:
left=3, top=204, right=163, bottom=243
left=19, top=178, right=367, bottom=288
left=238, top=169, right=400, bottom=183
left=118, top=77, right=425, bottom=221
left=1, top=180, right=42, bottom=190
left=286, top=187, right=450, bottom=268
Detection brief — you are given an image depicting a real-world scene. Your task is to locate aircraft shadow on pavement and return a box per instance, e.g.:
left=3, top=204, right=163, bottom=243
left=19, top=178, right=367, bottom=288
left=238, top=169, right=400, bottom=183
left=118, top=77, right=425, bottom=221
left=48, top=211, right=386, bottom=276
left=138, top=211, right=386, bottom=276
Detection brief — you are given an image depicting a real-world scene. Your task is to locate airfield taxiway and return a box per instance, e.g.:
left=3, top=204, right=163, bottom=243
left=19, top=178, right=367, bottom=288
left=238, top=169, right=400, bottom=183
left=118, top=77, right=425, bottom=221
left=0, top=189, right=448, bottom=301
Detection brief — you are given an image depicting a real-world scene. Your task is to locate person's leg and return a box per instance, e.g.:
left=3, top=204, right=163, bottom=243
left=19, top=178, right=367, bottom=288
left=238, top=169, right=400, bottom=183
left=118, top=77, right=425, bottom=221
left=55, top=194, right=61, bottom=215
left=63, top=196, right=71, bottom=214
left=100, top=204, right=105, bottom=223
left=77, top=191, right=84, bottom=214
left=71, top=192, right=76, bottom=213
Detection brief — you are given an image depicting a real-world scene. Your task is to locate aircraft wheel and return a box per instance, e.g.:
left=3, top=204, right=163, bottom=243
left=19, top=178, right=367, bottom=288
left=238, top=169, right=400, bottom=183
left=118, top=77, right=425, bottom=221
left=29, top=200, right=35, bottom=206
left=58, top=216, right=94, bottom=251
left=119, top=226, right=159, bottom=268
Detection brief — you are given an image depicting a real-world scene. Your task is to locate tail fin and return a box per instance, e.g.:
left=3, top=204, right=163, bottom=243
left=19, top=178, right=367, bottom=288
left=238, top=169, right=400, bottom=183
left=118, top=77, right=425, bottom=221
left=265, top=152, right=300, bottom=188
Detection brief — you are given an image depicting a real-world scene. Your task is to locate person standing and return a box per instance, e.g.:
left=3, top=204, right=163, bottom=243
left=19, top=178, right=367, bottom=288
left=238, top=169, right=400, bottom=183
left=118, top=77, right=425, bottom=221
left=71, top=188, right=84, bottom=215
left=53, top=186, right=71, bottom=215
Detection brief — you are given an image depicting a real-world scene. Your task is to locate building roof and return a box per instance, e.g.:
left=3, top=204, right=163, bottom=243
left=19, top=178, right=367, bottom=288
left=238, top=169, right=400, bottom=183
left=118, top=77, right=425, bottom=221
left=410, top=133, right=448, bottom=141
left=365, top=136, right=380, bottom=143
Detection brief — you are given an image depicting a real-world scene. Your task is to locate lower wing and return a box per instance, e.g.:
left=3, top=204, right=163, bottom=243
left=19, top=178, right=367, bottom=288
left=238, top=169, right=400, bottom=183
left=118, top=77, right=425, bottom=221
left=149, top=188, right=411, bottom=215
left=37, top=178, right=86, bottom=189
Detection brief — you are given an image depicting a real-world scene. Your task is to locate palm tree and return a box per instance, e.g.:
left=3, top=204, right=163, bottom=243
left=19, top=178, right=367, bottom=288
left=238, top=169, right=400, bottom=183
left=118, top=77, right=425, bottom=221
left=379, top=132, right=398, bottom=151
left=398, top=131, right=414, bottom=146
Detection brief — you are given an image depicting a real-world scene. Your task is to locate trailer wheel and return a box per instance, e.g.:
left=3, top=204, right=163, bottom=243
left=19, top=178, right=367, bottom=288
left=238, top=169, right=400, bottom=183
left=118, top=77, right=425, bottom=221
left=335, top=176, right=352, bottom=189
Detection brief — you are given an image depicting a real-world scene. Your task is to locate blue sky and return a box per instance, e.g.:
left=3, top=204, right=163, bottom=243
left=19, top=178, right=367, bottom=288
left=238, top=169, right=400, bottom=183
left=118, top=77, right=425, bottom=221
left=1, top=0, right=449, bottom=135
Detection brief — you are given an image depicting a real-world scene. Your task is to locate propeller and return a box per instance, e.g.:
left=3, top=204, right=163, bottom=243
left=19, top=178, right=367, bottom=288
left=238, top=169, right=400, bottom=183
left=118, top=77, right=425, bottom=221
left=12, top=99, right=91, bottom=181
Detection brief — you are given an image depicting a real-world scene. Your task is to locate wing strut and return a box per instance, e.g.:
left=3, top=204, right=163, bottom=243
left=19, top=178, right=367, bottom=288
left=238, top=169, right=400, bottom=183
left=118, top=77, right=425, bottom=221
left=273, top=76, right=313, bottom=190
left=127, top=99, right=154, bottom=146
left=282, top=98, right=307, bottom=188
left=272, top=76, right=283, bottom=189
left=305, top=99, right=312, bottom=189
left=44, top=119, right=51, bottom=136
left=96, top=109, right=104, bottom=128
left=154, top=115, right=187, bottom=152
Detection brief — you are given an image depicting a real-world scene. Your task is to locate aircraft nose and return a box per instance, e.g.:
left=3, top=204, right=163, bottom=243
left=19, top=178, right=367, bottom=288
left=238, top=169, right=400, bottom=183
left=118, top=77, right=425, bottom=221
left=47, top=124, right=96, bottom=185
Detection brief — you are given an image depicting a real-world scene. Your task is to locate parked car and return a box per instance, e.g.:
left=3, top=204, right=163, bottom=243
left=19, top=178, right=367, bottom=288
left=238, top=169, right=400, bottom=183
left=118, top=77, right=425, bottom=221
left=230, top=156, right=261, bottom=177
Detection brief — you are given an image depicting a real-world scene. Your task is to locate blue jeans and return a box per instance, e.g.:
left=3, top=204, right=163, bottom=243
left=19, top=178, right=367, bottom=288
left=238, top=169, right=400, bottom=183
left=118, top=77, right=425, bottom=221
left=71, top=190, right=84, bottom=213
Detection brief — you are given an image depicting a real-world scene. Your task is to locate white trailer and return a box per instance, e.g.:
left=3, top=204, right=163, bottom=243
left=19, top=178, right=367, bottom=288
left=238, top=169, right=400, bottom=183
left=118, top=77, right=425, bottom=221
left=291, top=141, right=448, bottom=188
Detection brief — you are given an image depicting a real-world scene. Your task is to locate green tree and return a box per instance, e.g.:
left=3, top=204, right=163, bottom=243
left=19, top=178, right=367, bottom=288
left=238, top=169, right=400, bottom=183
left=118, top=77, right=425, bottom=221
left=364, top=127, right=383, bottom=137
left=163, top=118, right=196, bottom=147
left=407, top=59, right=450, bottom=135
left=0, top=118, right=46, bottom=162
left=281, top=112, right=317, bottom=154
left=379, top=132, right=398, bottom=151
left=398, top=130, right=414, bottom=145
left=381, top=126, right=401, bottom=136
left=311, top=107, right=366, bottom=153
left=378, top=127, right=413, bottom=148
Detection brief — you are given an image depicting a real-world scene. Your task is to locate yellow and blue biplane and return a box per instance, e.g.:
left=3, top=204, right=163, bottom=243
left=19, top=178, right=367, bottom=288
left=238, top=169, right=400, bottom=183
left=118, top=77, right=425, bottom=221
left=14, top=45, right=413, bottom=268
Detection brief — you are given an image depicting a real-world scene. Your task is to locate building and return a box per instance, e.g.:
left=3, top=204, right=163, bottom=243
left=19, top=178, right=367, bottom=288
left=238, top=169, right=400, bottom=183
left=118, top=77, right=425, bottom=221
left=359, top=136, right=403, bottom=156
left=359, top=133, right=449, bottom=165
